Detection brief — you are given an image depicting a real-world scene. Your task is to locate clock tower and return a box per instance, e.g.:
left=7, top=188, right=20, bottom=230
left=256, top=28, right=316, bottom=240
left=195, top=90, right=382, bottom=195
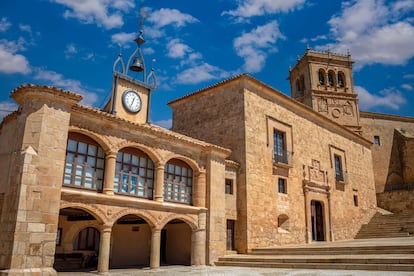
left=103, top=30, right=156, bottom=124
left=288, top=48, right=361, bottom=134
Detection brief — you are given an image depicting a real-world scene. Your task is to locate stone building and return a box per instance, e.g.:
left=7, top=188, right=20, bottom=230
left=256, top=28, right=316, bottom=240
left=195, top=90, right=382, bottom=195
left=0, top=38, right=413, bottom=274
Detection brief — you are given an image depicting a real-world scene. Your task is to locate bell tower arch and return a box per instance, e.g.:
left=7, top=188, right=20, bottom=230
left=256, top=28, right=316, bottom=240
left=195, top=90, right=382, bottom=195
left=102, top=29, right=157, bottom=125
left=288, top=48, right=361, bottom=134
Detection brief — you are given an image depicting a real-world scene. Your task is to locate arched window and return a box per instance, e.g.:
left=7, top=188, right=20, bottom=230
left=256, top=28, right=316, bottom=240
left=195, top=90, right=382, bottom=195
left=63, top=133, right=105, bottom=191
left=296, top=79, right=301, bottom=93
left=114, top=148, right=154, bottom=198
left=73, top=227, right=100, bottom=251
left=164, top=159, right=193, bottom=204
left=318, top=69, right=325, bottom=85
left=338, top=72, right=345, bottom=87
left=328, top=71, right=335, bottom=86
left=300, top=75, right=305, bottom=92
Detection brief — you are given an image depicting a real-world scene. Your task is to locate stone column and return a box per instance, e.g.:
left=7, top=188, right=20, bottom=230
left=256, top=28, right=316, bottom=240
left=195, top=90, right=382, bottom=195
left=192, top=210, right=206, bottom=265
left=103, top=152, right=117, bottom=195
left=97, top=225, right=112, bottom=273
left=150, top=228, right=161, bottom=269
left=303, top=188, right=312, bottom=243
left=191, top=229, right=206, bottom=265
left=193, top=170, right=206, bottom=207
left=154, top=164, right=164, bottom=202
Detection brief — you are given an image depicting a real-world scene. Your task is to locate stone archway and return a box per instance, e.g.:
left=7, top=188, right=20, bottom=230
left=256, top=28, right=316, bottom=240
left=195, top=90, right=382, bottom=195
left=54, top=207, right=102, bottom=271
left=160, top=219, right=192, bottom=266
left=110, top=214, right=152, bottom=268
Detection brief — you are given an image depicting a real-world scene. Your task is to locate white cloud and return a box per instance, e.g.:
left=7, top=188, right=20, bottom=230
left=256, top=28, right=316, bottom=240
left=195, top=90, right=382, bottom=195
left=175, top=63, right=230, bottom=85
left=0, top=17, right=12, bottom=32
left=64, top=44, right=78, bottom=59
left=167, top=39, right=193, bottom=59
left=403, top=74, right=414, bottom=79
left=355, top=85, right=406, bottom=110
left=233, top=21, right=285, bottom=72
left=146, top=8, right=199, bottom=29
left=319, top=0, right=414, bottom=69
left=50, top=0, right=135, bottom=29
left=33, top=68, right=98, bottom=105
left=0, top=101, right=18, bottom=121
left=0, top=40, right=31, bottom=74
left=19, top=24, right=32, bottom=34
left=111, top=32, right=136, bottom=47
left=223, top=0, right=305, bottom=18
left=401, top=83, right=413, bottom=90
left=301, top=35, right=327, bottom=44
left=152, top=119, right=172, bottom=129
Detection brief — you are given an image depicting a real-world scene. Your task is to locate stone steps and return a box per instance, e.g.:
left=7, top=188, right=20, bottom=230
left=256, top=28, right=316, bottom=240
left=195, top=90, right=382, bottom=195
left=216, top=260, right=414, bottom=272
left=250, top=245, right=414, bottom=255
left=355, top=211, right=414, bottom=239
left=215, top=239, right=414, bottom=271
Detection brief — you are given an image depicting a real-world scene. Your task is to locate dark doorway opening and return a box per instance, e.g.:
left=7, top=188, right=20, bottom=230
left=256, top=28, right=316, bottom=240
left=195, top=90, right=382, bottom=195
left=226, top=220, right=235, bottom=251
left=160, top=229, right=167, bottom=264
left=160, top=219, right=191, bottom=266
left=311, top=200, right=325, bottom=241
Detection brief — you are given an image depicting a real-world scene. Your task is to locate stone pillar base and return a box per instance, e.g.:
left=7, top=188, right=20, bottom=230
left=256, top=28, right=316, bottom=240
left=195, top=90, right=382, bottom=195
left=0, top=267, right=56, bottom=276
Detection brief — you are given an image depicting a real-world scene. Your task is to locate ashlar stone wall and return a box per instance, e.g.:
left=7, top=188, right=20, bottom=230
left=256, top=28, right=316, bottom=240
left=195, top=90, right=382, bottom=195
left=243, top=83, right=376, bottom=249
left=0, top=86, right=81, bottom=275
left=170, top=75, right=377, bottom=254
left=360, top=112, right=414, bottom=193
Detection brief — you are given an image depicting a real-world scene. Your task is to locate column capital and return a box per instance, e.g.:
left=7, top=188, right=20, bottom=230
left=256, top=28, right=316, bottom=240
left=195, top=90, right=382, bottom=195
left=154, top=162, right=165, bottom=170
left=195, top=169, right=206, bottom=177
left=151, top=227, right=162, bottom=234
left=100, top=224, right=112, bottom=233
left=105, top=151, right=117, bottom=159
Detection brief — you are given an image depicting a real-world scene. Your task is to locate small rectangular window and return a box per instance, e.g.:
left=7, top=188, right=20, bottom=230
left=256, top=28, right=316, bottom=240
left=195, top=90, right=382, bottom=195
left=278, top=178, right=287, bottom=194
left=373, top=135, right=380, bottom=145
left=225, top=179, right=233, bottom=194
left=334, top=155, right=344, bottom=182
left=353, top=195, right=359, bottom=206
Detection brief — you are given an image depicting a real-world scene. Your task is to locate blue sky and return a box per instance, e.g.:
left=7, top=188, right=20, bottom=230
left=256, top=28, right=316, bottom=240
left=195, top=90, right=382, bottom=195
left=1, top=0, right=414, bottom=128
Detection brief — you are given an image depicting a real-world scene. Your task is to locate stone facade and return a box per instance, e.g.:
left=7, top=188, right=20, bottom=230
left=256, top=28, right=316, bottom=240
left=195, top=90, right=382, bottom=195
left=170, top=74, right=377, bottom=253
left=0, top=82, right=230, bottom=274
left=1, top=49, right=414, bottom=275
left=360, top=112, right=414, bottom=193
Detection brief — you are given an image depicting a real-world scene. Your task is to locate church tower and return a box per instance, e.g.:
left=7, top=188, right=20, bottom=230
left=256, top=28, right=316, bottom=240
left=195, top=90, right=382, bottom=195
left=103, top=29, right=156, bottom=124
left=288, top=48, right=361, bottom=134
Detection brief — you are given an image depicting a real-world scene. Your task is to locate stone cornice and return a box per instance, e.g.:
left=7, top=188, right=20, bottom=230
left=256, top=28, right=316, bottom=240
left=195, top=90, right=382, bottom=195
left=61, top=187, right=206, bottom=215
left=71, top=104, right=231, bottom=158
left=360, top=111, right=414, bottom=123
left=10, top=84, right=83, bottom=106
left=168, top=74, right=372, bottom=148
left=225, top=159, right=240, bottom=168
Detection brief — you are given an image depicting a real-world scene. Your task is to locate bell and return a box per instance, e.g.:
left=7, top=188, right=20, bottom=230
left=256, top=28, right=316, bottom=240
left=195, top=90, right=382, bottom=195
left=130, top=57, right=144, bottom=72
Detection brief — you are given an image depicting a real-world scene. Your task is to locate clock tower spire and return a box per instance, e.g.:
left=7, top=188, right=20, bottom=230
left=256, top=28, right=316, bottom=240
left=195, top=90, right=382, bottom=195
left=103, top=15, right=156, bottom=124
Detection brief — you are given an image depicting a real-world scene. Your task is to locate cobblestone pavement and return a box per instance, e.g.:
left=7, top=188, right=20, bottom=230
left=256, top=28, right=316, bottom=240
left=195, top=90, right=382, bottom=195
left=58, top=266, right=414, bottom=276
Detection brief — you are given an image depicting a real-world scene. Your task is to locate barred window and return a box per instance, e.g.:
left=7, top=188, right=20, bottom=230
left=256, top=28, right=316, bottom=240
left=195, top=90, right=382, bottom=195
left=73, top=227, right=100, bottom=251
left=63, top=133, right=104, bottom=191
left=164, top=159, right=193, bottom=204
left=114, top=148, right=154, bottom=198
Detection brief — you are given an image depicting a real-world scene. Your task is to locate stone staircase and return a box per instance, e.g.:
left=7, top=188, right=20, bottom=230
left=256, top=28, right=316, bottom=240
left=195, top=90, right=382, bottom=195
left=355, top=210, right=414, bottom=239
left=215, top=238, right=414, bottom=271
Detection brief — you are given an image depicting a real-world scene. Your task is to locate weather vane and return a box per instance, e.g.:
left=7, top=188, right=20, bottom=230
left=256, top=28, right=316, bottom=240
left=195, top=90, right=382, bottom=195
left=112, top=7, right=156, bottom=90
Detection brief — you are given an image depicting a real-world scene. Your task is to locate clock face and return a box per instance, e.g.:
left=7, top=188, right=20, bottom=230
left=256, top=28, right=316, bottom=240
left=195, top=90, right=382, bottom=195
left=122, top=90, right=142, bottom=113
